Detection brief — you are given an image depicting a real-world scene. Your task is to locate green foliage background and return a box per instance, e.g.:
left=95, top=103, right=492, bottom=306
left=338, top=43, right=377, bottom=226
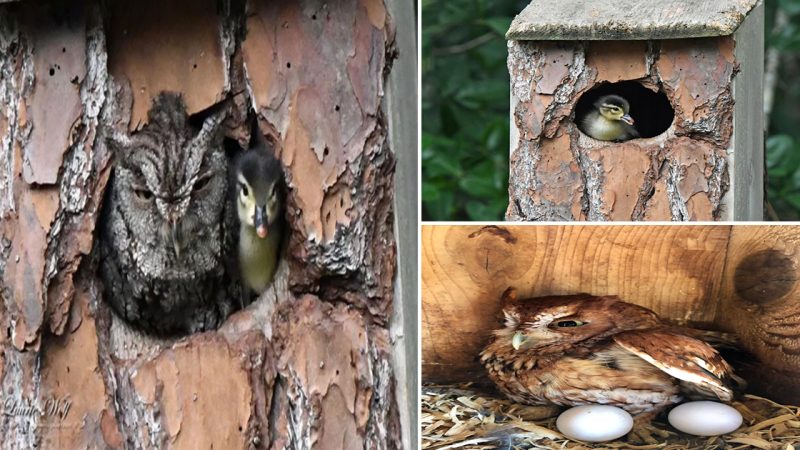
left=422, top=0, right=800, bottom=221
left=766, top=0, right=800, bottom=220
left=421, top=0, right=527, bottom=221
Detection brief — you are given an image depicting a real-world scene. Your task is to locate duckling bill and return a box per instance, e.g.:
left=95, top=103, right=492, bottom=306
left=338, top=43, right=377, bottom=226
left=580, top=94, right=639, bottom=142
left=234, top=139, right=284, bottom=295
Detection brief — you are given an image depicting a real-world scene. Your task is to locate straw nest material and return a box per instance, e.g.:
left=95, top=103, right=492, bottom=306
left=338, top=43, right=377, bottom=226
left=421, top=383, right=800, bottom=450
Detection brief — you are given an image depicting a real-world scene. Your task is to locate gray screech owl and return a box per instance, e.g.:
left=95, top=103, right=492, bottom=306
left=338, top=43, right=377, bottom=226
left=98, top=93, right=239, bottom=335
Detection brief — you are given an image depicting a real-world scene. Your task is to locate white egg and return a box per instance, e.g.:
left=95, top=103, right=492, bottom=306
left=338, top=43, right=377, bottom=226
left=556, top=405, right=634, bottom=442
left=668, top=401, right=743, bottom=436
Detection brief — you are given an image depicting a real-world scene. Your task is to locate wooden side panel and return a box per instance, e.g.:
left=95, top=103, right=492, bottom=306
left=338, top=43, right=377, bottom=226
left=421, top=224, right=731, bottom=383
left=383, top=0, right=418, bottom=446
left=731, top=8, right=765, bottom=220
left=718, top=226, right=800, bottom=404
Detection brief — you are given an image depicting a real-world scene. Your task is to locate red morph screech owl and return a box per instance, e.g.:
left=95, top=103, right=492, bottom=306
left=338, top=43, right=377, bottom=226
left=480, top=289, right=743, bottom=415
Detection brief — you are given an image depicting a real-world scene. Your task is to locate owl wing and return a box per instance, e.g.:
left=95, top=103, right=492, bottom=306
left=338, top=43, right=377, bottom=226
left=222, top=172, right=246, bottom=306
left=613, top=328, right=737, bottom=401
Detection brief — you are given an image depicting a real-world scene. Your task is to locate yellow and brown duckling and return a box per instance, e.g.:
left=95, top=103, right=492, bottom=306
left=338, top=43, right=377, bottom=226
left=580, top=94, right=639, bottom=142
left=234, top=137, right=284, bottom=295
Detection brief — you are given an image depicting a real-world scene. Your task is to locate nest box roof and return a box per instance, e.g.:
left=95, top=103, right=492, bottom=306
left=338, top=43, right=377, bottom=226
left=507, top=0, right=761, bottom=40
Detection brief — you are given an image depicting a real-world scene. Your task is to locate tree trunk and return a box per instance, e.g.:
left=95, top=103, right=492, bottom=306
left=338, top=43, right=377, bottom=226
left=0, top=0, right=405, bottom=448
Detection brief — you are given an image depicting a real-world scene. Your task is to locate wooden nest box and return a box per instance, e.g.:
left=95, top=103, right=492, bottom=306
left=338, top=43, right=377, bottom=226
left=506, top=0, right=764, bottom=222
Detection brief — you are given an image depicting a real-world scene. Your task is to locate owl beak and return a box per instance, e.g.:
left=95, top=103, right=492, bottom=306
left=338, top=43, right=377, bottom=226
left=621, top=114, right=635, bottom=125
left=171, top=222, right=182, bottom=258
left=512, top=332, right=527, bottom=350
left=254, top=205, right=268, bottom=239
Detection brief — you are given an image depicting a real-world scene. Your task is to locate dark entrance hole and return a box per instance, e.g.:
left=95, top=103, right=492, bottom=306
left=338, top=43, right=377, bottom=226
left=574, top=81, right=674, bottom=139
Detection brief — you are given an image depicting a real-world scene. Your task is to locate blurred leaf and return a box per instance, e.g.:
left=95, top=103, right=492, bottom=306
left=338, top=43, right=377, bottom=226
left=785, top=192, right=800, bottom=211
left=481, top=17, right=513, bottom=36
left=459, top=167, right=497, bottom=197
left=466, top=199, right=507, bottom=220
left=779, top=0, right=800, bottom=16
left=422, top=183, right=441, bottom=202
left=767, top=135, right=794, bottom=166
left=426, top=189, right=456, bottom=221
left=424, top=154, right=462, bottom=178
left=766, top=134, right=798, bottom=178
left=483, top=120, right=507, bottom=151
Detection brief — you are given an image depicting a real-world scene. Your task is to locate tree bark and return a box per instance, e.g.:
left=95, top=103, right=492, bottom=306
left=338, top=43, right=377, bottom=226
left=0, top=0, right=403, bottom=448
left=507, top=39, right=735, bottom=221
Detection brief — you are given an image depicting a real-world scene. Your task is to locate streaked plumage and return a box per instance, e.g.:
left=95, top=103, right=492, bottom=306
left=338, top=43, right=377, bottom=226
left=480, top=290, right=742, bottom=415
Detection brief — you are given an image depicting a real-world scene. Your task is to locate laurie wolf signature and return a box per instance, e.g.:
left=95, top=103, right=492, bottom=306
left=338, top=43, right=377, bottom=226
left=3, top=396, right=72, bottom=420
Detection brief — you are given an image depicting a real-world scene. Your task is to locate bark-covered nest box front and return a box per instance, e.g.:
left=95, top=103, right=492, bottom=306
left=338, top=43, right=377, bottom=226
left=506, top=0, right=764, bottom=222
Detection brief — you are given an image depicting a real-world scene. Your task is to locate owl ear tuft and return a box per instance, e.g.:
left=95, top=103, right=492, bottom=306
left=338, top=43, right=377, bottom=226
left=500, top=287, right=518, bottom=304
left=194, top=108, right=226, bottom=149
left=105, top=131, right=132, bottom=157
left=502, top=308, right=519, bottom=328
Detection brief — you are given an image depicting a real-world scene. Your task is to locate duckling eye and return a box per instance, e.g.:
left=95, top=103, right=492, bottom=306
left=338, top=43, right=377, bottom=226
left=239, top=182, right=249, bottom=198
left=555, top=320, right=585, bottom=328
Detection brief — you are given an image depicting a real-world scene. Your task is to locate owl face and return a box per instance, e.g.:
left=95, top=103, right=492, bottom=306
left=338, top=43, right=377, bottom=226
left=500, top=294, right=658, bottom=351
left=109, top=95, right=228, bottom=279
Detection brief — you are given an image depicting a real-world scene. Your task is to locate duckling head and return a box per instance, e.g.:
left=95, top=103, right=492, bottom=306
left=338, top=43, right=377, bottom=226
left=235, top=149, right=283, bottom=239
left=595, top=94, right=634, bottom=126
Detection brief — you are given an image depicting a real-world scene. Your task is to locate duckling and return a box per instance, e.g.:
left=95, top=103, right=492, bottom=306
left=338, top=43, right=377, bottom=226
left=580, top=94, right=639, bottom=142
left=234, top=135, right=284, bottom=295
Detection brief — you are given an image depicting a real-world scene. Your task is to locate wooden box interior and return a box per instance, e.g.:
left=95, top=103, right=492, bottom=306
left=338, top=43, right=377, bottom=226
left=422, top=225, right=800, bottom=405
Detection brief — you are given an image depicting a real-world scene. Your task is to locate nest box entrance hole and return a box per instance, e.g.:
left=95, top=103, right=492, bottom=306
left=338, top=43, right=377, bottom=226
left=574, top=81, right=674, bottom=139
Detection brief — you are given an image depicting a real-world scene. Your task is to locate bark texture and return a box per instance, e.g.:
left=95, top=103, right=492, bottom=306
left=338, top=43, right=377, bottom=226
left=0, top=0, right=402, bottom=448
left=507, top=38, right=735, bottom=221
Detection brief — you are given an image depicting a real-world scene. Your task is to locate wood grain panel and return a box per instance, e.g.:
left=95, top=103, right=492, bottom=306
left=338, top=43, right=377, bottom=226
left=717, top=226, right=800, bottom=404
left=422, top=224, right=732, bottom=383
